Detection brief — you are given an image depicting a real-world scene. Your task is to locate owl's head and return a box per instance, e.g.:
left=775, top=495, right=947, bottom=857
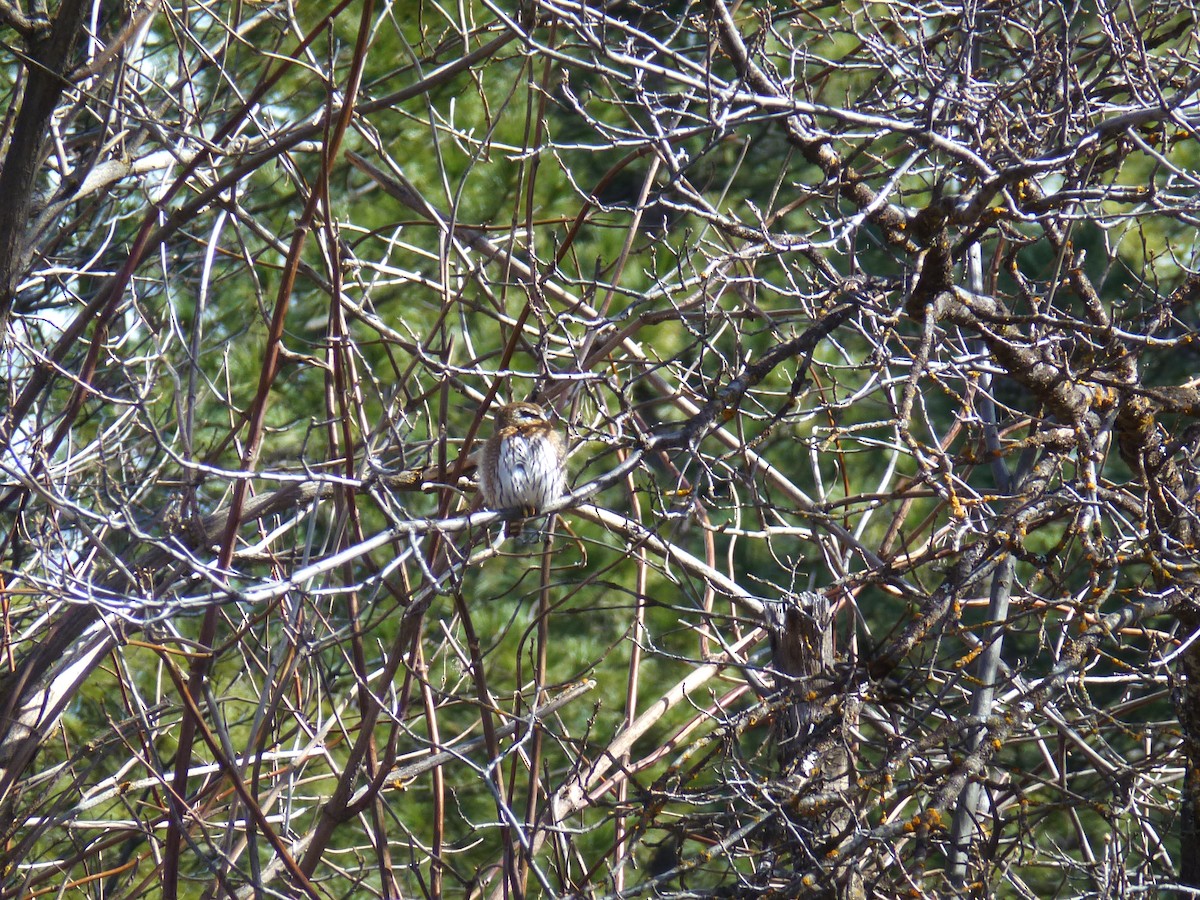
left=494, top=402, right=549, bottom=428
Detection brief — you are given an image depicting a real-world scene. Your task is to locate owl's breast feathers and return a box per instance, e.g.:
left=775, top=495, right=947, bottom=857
left=482, top=426, right=563, bottom=509
left=479, top=403, right=567, bottom=527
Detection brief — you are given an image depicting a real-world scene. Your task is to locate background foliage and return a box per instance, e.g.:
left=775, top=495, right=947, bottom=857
left=2, top=0, right=1200, bottom=896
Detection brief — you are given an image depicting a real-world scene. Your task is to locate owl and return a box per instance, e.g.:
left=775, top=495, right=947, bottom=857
left=479, top=402, right=567, bottom=540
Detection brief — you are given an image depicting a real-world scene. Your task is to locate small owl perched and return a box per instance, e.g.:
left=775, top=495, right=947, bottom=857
left=479, top=402, right=567, bottom=540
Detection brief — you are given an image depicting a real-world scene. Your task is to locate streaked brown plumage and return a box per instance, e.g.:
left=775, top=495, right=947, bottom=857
left=479, top=402, right=566, bottom=539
